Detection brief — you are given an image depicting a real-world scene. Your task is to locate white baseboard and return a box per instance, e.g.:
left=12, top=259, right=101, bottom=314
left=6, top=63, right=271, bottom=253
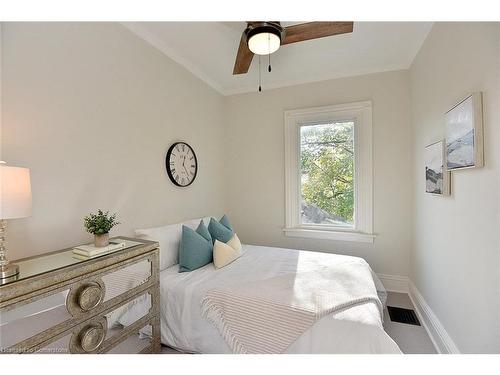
left=377, top=273, right=409, bottom=293
left=408, top=280, right=460, bottom=354
left=376, top=273, right=460, bottom=354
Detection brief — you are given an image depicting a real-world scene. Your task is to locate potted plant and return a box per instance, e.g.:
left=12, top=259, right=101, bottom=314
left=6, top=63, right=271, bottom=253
left=84, top=209, right=120, bottom=247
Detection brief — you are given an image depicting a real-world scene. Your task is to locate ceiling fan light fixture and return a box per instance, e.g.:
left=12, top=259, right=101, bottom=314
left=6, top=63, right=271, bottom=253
left=246, top=23, right=283, bottom=55
left=248, top=32, right=280, bottom=55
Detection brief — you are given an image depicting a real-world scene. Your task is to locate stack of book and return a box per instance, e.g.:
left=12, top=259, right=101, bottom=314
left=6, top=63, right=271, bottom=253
left=73, top=241, right=127, bottom=260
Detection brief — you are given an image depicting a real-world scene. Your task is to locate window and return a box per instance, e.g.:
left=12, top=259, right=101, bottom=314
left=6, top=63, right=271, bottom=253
left=284, top=102, right=374, bottom=243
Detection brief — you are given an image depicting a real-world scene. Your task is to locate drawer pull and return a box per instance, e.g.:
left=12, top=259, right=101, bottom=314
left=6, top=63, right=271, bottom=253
left=79, top=324, right=105, bottom=352
left=77, top=283, right=104, bottom=311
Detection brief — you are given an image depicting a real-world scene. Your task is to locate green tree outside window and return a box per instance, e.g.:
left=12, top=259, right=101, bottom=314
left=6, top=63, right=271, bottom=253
left=300, top=122, right=354, bottom=225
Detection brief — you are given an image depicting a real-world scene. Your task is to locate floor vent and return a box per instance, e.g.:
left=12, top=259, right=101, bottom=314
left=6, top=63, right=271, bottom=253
left=387, top=306, right=421, bottom=326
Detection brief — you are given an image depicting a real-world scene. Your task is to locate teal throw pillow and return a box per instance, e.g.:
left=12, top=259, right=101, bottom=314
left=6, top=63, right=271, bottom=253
left=196, top=220, right=212, bottom=243
left=208, top=217, right=234, bottom=244
left=178, top=225, right=213, bottom=273
left=219, top=214, right=233, bottom=231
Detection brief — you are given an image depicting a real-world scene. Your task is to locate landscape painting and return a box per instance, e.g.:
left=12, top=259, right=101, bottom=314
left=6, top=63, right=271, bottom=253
left=425, top=140, right=450, bottom=195
left=445, top=93, right=484, bottom=170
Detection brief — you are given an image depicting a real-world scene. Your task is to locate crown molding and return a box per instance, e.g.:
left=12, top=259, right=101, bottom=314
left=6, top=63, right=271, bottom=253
left=121, top=22, right=226, bottom=96
left=223, top=65, right=409, bottom=96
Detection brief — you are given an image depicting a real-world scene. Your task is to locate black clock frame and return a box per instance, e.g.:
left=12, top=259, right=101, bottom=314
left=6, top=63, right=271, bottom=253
left=165, top=142, right=198, bottom=187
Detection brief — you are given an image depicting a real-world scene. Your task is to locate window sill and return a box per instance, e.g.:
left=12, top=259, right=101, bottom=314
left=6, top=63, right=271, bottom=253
left=282, top=227, right=376, bottom=243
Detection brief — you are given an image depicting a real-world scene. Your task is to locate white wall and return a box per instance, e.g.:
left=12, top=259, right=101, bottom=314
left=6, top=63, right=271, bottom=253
left=224, top=70, right=412, bottom=276
left=410, top=23, right=500, bottom=353
left=1, top=23, right=226, bottom=259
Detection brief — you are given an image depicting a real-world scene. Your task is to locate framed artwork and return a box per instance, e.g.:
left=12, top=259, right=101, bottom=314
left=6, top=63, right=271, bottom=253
left=425, top=140, right=450, bottom=195
left=445, top=92, right=484, bottom=170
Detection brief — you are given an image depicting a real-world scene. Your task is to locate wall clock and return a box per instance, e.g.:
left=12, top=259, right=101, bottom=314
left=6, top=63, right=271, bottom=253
left=165, top=142, right=198, bottom=187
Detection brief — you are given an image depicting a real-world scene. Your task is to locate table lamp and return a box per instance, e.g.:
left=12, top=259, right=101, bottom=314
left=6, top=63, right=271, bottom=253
left=0, top=163, right=32, bottom=279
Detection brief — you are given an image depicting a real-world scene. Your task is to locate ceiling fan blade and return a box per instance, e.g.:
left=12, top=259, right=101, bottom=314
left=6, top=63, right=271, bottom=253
left=233, top=32, right=254, bottom=75
left=282, top=22, right=353, bottom=45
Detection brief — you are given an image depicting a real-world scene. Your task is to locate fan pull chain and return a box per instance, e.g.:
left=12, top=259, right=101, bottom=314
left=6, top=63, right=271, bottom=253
left=258, top=55, right=262, bottom=92
left=268, top=34, right=272, bottom=72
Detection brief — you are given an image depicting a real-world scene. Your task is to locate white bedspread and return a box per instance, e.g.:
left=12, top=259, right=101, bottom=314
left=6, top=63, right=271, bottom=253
left=201, top=254, right=383, bottom=353
left=158, top=245, right=401, bottom=354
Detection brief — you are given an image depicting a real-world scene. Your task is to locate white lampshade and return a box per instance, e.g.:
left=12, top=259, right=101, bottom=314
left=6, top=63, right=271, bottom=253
left=248, top=32, right=281, bottom=55
left=0, top=165, right=32, bottom=220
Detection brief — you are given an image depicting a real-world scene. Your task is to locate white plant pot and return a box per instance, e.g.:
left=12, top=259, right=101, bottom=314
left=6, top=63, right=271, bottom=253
left=94, top=233, right=109, bottom=247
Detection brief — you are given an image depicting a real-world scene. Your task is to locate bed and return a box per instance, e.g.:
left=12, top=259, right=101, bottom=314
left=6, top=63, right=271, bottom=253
left=134, top=243, right=401, bottom=354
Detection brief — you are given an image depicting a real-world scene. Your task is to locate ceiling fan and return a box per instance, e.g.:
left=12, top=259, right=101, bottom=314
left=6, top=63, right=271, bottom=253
left=233, top=21, right=354, bottom=75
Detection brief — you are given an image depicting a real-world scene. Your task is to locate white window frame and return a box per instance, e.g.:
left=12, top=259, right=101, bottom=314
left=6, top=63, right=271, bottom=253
left=283, top=101, right=375, bottom=243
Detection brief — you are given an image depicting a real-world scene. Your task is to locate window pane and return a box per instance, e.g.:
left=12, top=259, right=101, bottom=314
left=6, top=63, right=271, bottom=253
left=300, top=121, right=354, bottom=227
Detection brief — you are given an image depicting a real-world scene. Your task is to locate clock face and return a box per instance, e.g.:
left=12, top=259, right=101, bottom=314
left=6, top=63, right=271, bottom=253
left=165, top=142, right=198, bottom=187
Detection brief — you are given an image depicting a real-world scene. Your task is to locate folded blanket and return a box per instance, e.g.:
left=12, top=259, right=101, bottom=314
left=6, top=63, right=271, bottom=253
left=201, top=255, right=382, bottom=354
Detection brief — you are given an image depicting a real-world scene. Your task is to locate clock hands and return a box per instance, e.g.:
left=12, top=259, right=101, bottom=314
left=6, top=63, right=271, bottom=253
left=182, top=155, right=188, bottom=175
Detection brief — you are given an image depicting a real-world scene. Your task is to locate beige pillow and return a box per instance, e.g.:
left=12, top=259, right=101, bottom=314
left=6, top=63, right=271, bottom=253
left=226, top=233, right=242, bottom=252
left=213, top=239, right=242, bottom=269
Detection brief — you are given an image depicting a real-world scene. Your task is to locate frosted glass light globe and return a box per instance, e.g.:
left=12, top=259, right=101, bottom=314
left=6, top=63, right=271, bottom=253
left=248, top=32, right=281, bottom=55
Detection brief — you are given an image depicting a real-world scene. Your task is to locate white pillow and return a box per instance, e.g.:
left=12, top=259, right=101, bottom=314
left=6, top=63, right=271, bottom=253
left=135, top=219, right=198, bottom=270
left=226, top=233, right=242, bottom=252
left=184, top=216, right=212, bottom=227
left=213, top=238, right=242, bottom=269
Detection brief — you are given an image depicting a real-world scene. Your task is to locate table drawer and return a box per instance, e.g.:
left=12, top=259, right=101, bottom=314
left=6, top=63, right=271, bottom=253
left=66, top=253, right=154, bottom=317
left=23, top=287, right=158, bottom=354
left=0, top=249, right=158, bottom=352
